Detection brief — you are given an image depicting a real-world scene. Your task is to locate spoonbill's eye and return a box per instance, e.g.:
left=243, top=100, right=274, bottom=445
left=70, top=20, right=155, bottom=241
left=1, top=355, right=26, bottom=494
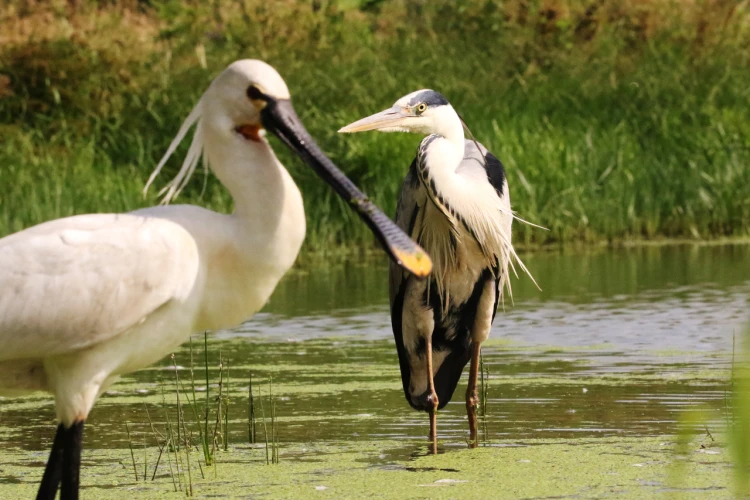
left=246, top=85, right=264, bottom=100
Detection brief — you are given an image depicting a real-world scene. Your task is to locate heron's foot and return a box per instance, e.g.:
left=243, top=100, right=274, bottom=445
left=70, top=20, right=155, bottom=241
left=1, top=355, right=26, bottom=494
left=466, top=390, right=479, bottom=449
left=466, top=342, right=482, bottom=449
left=428, top=391, right=439, bottom=454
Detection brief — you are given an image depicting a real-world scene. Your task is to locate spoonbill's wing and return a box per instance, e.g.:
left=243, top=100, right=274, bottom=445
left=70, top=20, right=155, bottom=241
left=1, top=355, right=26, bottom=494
left=0, top=213, right=199, bottom=361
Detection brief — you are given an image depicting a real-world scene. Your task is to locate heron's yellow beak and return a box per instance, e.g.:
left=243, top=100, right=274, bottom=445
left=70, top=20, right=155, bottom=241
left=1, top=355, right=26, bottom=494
left=338, top=106, right=410, bottom=133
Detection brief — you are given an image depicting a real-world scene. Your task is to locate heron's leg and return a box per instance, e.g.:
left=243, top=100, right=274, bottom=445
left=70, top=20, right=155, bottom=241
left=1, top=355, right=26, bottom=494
left=36, top=423, right=65, bottom=500
left=466, top=342, right=481, bottom=448
left=468, top=276, right=497, bottom=448
left=61, top=420, right=84, bottom=500
left=425, top=334, right=439, bottom=455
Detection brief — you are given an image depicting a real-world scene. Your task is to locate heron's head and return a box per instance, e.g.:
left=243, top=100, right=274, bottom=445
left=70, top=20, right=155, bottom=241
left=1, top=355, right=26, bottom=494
left=338, top=89, right=458, bottom=136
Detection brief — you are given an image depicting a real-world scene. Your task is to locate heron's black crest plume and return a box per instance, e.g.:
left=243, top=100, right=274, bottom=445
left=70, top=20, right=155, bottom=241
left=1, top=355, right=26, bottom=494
left=407, top=90, right=449, bottom=108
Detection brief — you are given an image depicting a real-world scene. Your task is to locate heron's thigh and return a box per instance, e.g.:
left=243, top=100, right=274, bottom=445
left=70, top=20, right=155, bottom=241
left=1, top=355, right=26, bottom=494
left=471, top=279, right=496, bottom=344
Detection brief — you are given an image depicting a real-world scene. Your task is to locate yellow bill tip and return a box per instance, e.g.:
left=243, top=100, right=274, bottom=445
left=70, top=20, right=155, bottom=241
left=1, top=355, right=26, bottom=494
left=338, top=123, right=362, bottom=134
left=393, top=248, right=433, bottom=278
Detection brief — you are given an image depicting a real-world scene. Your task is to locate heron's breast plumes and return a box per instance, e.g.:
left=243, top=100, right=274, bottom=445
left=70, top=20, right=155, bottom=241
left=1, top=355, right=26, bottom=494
left=415, top=138, right=538, bottom=304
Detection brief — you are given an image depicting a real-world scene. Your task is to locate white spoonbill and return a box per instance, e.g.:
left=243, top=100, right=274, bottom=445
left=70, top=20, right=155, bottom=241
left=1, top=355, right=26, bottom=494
left=340, top=89, right=533, bottom=453
left=0, top=60, right=431, bottom=500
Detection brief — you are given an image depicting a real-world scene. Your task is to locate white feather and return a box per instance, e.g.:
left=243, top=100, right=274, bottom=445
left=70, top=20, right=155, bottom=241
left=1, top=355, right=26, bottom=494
left=143, top=98, right=205, bottom=204
left=417, top=138, right=537, bottom=306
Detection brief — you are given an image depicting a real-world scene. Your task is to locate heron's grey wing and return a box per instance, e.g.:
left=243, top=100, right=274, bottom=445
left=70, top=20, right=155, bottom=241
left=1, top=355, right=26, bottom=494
left=458, top=138, right=513, bottom=241
left=459, top=140, right=508, bottom=201
left=0, top=213, right=200, bottom=361
left=388, top=158, right=425, bottom=308
left=388, top=158, right=428, bottom=405
left=458, top=140, right=513, bottom=308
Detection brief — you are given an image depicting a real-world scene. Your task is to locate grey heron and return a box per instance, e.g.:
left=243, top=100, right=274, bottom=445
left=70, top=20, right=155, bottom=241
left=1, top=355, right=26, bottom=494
left=0, top=60, right=431, bottom=499
left=340, top=89, right=531, bottom=453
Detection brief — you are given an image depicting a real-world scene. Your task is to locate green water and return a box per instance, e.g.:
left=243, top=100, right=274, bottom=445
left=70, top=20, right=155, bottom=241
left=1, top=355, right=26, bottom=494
left=0, top=243, right=748, bottom=497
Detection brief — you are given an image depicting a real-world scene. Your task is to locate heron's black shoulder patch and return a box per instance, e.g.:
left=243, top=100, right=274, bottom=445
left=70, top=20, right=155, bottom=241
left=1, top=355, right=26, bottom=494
left=484, top=151, right=506, bottom=198
left=408, top=90, right=449, bottom=108
left=402, top=158, right=421, bottom=235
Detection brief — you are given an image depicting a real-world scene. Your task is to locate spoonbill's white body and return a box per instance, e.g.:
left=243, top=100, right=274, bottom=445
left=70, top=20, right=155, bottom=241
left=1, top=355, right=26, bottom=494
left=0, top=135, right=306, bottom=419
left=0, top=59, right=430, bottom=500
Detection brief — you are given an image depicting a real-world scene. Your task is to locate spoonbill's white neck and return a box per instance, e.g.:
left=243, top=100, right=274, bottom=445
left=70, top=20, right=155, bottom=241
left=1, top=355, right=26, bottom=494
left=201, top=124, right=292, bottom=229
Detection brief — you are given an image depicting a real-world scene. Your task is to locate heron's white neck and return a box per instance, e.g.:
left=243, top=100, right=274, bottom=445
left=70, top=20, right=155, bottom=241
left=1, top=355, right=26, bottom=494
left=429, top=106, right=465, bottom=169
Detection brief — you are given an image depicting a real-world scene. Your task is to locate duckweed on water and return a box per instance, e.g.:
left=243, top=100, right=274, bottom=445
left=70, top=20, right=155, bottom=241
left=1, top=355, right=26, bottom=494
left=0, top=332, right=737, bottom=498
left=0, top=437, right=733, bottom=498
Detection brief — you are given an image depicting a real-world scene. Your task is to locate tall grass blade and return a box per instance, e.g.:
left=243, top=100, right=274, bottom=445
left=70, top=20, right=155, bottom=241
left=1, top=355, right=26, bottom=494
left=203, top=331, right=211, bottom=465
left=224, top=361, right=229, bottom=452
left=248, top=374, right=256, bottom=444
left=125, top=422, right=139, bottom=481
left=259, top=385, right=269, bottom=465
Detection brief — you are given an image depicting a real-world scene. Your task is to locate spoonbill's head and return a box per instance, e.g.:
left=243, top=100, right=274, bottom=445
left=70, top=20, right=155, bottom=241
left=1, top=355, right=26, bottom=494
left=338, top=89, right=457, bottom=136
left=201, top=59, right=290, bottom=143
left=147, top=59, right=433, bottom=279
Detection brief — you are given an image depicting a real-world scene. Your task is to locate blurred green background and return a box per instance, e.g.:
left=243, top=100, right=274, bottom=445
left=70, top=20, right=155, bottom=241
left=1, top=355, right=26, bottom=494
left=1, top=0, right=749, bottom=254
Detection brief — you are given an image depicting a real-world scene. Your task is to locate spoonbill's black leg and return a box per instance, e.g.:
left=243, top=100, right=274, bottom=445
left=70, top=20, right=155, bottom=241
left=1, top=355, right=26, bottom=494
left=466, top=342, right=481, bottom=448
left=60, top=420, right=84, bottom=500
left=36, top=423, right=65, bottom=500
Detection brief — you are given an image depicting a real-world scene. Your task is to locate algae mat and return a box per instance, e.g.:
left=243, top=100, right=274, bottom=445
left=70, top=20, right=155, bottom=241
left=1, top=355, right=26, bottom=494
left=0, top=334, right=735, bottom=499
left=0, top=436, right=733, bottom=498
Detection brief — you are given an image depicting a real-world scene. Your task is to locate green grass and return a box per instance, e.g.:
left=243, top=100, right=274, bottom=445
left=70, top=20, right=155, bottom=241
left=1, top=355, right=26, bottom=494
left=1, top=0, right=749, bottom=253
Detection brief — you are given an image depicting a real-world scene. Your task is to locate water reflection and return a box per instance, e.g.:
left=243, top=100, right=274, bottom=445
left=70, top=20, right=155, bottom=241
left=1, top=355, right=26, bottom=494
left=239, top=244, right=750, bottom=355
left=266, top=243, right=750, bottom=315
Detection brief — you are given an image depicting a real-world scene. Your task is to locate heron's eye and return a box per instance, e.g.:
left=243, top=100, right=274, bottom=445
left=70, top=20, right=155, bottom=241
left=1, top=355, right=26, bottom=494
left=246, top=85, right=264, bottom=100
left=416, top=103, right=427, bottom=114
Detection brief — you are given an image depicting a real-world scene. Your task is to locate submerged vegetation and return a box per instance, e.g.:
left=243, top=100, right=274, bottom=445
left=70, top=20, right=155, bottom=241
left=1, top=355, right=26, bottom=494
left=0, top=0, right=748, bottom=251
